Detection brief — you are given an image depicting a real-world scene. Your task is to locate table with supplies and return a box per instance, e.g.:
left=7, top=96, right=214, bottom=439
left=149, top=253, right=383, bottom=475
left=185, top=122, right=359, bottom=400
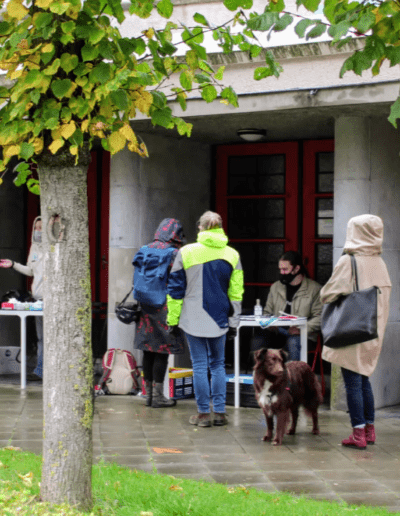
left=0, top=309, right=43, bottom=389
left=231, top=315, right=308, bottom=408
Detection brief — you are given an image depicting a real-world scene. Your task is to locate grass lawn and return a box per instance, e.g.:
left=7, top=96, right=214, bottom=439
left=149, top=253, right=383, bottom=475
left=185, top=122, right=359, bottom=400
left=0, top=447, right=398, bottom=516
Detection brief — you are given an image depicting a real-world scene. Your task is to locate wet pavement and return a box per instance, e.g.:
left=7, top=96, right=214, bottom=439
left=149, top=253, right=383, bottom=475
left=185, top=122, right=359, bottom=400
left=1, top=383, right=400, bottom=512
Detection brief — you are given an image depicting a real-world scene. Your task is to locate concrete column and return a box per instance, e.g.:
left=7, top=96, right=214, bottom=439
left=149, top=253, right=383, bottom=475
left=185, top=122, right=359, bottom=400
left=331, top=116, right=400, bottom=410
left=108, top=133, right=210, bottom=365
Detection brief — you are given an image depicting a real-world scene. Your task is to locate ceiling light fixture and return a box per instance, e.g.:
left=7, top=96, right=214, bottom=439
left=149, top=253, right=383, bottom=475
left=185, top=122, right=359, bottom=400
left=237, top=128, right=267, bottom=142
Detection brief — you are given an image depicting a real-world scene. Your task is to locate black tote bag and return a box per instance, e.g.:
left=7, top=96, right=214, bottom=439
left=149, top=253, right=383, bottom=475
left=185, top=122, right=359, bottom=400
left=321, top=255, right=379, bottom=348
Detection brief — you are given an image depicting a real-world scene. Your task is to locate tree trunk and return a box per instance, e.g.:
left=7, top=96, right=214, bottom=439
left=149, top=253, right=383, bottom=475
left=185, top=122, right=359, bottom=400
left=38, top=149, right=93, bottom=510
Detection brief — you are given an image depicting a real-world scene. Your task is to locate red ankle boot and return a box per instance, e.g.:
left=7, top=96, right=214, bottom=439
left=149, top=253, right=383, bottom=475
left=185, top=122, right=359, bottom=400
left=365, top=423, right=376, bottom=445
left=342, top=427, right=367, bottom=450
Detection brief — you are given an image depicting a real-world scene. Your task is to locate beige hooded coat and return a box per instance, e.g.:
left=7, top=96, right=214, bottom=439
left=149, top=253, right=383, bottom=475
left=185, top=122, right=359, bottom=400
left=321, top=214, right=391, bottom=377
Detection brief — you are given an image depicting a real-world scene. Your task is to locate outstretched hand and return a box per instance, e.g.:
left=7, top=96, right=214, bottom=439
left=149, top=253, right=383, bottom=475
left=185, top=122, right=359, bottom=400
left=0, top=259, right=13, bottom=269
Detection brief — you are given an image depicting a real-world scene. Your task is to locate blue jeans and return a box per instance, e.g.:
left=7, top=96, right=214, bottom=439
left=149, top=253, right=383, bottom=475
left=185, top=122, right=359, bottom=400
left=277, top=327, right=301, bottom=361
left=341, top=367, right=374, bottom=427
left=184, top=332, right=226, bottom=414
left=33, top=316, right=43, bottom=378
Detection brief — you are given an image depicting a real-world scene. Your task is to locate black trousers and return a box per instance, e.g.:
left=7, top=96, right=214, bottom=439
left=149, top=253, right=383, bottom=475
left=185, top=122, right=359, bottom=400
left=142, top=351, right=169, bottom=383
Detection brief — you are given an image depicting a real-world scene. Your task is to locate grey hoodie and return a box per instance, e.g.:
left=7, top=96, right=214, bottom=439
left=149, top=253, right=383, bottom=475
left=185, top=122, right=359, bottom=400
left=13, top=216, right=43, bottom=300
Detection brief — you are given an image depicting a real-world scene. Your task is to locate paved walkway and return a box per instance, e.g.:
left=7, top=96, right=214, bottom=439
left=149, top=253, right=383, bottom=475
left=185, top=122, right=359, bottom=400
left=1, top=383, right=400, bottom=512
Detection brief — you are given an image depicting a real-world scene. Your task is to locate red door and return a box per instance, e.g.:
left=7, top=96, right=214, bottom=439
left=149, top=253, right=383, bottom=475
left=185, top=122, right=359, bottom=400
left=215, top=139, right=334, bottom=310
left=216, top=142, right=299, bottom=310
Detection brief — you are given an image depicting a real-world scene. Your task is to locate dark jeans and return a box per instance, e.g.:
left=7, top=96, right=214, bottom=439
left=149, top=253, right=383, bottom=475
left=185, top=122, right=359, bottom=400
left=341, top=367, right=375, bottom=427
left=142, top=351, right=169, bottom=383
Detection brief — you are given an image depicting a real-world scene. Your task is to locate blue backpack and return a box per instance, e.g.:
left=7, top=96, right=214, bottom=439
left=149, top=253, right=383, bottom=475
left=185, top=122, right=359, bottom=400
left=132, top=246, right=176, bottom=307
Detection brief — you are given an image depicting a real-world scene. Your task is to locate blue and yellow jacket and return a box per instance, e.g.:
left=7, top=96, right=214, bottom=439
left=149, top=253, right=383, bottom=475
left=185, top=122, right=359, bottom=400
left=166, top=228, right=244, bottom=338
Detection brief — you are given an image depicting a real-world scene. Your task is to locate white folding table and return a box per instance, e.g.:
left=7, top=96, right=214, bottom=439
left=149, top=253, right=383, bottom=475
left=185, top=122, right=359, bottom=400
left=0, top=310, right=43, bottom=389
left=232, top=316, right=308, bottom=408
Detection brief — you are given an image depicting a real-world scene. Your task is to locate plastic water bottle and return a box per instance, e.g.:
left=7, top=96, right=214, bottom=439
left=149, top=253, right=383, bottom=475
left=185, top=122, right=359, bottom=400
left=254, top=299, right=262, bottom=317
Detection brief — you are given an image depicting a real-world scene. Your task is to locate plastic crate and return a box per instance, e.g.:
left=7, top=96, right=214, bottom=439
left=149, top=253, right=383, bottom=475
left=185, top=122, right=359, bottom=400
left=169, top=368, right=194, bottom=399
left=225, top=374, right=259, bottom=408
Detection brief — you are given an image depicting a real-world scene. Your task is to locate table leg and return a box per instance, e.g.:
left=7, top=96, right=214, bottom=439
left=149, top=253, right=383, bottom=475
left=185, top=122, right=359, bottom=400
left=234, top=331, right=239, bottom=408
left=300, top=324, right=307, bottom=363
left=21, top=315, right=26, bottom=389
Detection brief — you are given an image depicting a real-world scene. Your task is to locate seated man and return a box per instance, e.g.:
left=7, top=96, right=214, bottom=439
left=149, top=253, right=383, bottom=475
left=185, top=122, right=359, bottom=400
left=264, top=251, right=322, bottom=361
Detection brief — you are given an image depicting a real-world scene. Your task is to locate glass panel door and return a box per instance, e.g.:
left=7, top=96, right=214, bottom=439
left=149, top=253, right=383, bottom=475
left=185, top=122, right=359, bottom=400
left=216, top=142, right=299, bottom=310
left=302, top=140, right=334, bottom=285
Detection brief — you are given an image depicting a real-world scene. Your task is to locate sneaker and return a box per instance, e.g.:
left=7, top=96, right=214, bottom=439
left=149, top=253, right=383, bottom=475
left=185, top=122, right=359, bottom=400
left=213, top=413, right=228, bottom=426
left=189, top=413, right=212, bottom=427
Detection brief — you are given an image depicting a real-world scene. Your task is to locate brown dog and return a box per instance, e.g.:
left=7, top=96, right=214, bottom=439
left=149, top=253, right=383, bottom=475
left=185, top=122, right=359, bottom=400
left=253, top=348, right=323, bottom=445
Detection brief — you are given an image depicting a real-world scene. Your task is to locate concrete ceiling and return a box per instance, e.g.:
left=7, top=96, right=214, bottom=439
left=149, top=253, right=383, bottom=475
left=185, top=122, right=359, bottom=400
left=130, top=102, right=393, bottom=145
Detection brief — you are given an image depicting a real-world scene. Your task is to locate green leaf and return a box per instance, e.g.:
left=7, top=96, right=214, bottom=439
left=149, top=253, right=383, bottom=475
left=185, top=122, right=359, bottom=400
left=34, top=12, right=53, bottom=29
left=247, top=12, right=279, bottom=31
left=151, top=91, right=167, bottom=108
left=214, top=66, right=225, bottom=80
left=69, top=128, right=83, bottom=146
left=254, top=66, right=273, bottom=80
left=224, top=0, right=252, bottom=11
left=221, top=86, right=238, bottom=107
left=0, top=87, right=9, bottom=99
left=81, top=44, right=100, bottom=61
left=306, top=22, right=326, bottom=39
left=199, top=60, right=214, bottom=74
left=50, top=2, right=70, bottom=14
left=151, top=107, right=173, bottom=128
left=295, top=19, right=315, bottom=38
left=27, top=178, right=40, bottom=195
left=30, top=90, right=41, bottom=104
left=328, top=20, right=351, bottom=42
left=388, top=97, right=400, bottom=128
left=92, top=62, right=113, bottom=84
left=110, top=90, right=129, bottom=110
left=201, top=84, right=218, bottom=103
left=119, top=38, right=137, bottom=56
left=105, top=0, right=125, bottom=23
left=156, top=0, right=173, bottom=18
left=60, top=54, right=79, bottom=74
left=194, top=73, right=211, bottom=84
left=43, top=59, right=61, bottom=76
left=176, top=92, right=187, bottom=111
left=156, top=0, right=174, bottom=18
left=186, top=49, right=199, bottom=69
left=0, top=21, right=10, bottom=35
left=250, top=45, right=262, bottom=58
left=356, top=11, right=376, bottom=34
left=19, top=142, right=35, bottom=160
left=129, top=72, right=154, bottom=86
left=24, top=70, right=42, bottom=87
left=88, top=26, right=105, bottom=45
left=98, top=40, right=114, bottom=60
left=179, top=71, right=192, bottom=90
left=299, top=0, right=321, bottom=13
left=182, top=26, right=204, bottom=45
left=61, top=21, right=76, bottom=34
left=14, top=162, right=31, bottom=187
left=175, top=117, right=192, bottom=136
left=274, top=13, right=293, bottom=32
left=193, top=13, right=208, bottom=26
left=387, top=46, right=400, bottom=67
left=51, top=79, right=73, bottom=99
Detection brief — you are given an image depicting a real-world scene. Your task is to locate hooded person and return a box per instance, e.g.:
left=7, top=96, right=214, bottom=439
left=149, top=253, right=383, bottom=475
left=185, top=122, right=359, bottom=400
left=166, top=211, right=244, bottom=427
left=320, top=214, right=392, bottom=449
left=0, top=216, right=43, bottom=381
left=133, top=218, right=186, bottom=408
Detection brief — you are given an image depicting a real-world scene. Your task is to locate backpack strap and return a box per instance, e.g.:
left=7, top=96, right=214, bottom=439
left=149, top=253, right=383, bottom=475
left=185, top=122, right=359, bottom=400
left=98, top=348, right=116, bottom=387
left=121, top=350, right=141, bottom=390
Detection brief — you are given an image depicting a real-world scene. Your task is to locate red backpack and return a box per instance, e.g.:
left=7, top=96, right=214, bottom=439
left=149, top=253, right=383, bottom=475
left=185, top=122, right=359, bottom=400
left=94, top=349, right=140, bottom=396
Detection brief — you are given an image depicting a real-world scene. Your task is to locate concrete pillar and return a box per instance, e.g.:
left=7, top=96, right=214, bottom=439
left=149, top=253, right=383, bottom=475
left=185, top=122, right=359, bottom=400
left=108, top=133, right=210, bottom=366
left=331, top=116, right=400, bottom=410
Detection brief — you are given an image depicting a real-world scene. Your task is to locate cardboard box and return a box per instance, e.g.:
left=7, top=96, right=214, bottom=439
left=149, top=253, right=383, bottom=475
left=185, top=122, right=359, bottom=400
left=169, top=368, right=194, bottom=399
left=225, top=374, right=258, bottom=408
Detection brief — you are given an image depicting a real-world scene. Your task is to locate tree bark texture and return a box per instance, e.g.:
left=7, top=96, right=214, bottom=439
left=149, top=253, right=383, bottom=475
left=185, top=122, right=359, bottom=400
left=38, top=152, right=93, bottom=510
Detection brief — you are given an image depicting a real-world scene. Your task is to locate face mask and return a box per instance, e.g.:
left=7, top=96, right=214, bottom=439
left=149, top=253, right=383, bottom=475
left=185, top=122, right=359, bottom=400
left=279, top=271, right=298, bottom=285
left=33, top=230, right=42, bottom=243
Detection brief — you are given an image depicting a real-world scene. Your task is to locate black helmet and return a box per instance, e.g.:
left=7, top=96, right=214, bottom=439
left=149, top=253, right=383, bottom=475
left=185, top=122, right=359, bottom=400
left=115, top=303, right=141, bottom=325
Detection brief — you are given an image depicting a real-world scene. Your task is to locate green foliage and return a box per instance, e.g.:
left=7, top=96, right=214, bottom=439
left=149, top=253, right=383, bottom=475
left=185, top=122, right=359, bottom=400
left=0, top=0, right=249, bottom=177
left=0, top=448, right=396, bottom=516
